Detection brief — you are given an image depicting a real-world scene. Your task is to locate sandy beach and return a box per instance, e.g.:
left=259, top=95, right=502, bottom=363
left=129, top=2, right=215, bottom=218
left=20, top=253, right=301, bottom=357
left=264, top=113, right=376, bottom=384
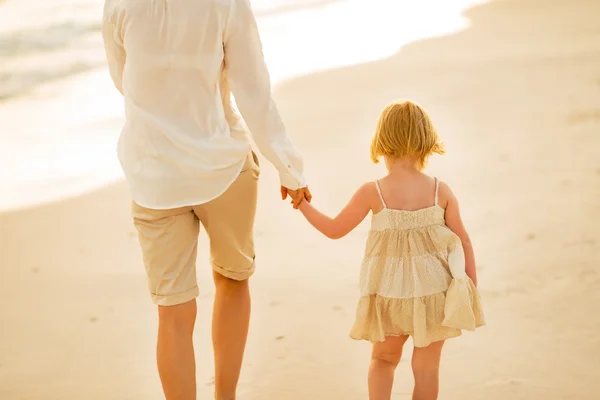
left=2, top=0, right=600, bottom=398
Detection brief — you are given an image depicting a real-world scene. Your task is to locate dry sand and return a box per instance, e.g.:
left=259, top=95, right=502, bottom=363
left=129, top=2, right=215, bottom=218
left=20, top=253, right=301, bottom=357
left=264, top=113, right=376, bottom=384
left=2, top=0, right=600, bottom=398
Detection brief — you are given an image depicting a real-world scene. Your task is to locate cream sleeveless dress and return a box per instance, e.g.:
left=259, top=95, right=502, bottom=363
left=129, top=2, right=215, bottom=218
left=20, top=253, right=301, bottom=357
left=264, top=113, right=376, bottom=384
left=349, top=179, right=485, bottom=347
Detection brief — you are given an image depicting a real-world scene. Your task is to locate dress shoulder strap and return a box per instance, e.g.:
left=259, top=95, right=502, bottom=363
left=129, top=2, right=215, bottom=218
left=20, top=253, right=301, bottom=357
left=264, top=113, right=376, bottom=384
left=375, top=180, right=387, bottom=209
left=434, top=177, right=440, bottom=206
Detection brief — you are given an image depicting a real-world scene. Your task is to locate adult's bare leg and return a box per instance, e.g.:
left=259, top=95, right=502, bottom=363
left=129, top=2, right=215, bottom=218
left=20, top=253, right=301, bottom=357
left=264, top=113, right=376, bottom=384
left=212, top=272, right=251, bottom=400
left=157, top=300, right=198, bottom=400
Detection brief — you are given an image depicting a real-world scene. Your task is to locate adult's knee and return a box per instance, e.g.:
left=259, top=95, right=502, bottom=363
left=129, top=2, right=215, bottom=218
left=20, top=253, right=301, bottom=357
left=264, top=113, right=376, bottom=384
left=213, top=270, right=250, bottom=291
left=158, top=300, right=197, bottom=334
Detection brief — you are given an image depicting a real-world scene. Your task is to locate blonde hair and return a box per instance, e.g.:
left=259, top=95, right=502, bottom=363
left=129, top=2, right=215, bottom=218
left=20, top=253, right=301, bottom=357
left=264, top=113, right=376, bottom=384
left=370, top=100, right=445, bottom=170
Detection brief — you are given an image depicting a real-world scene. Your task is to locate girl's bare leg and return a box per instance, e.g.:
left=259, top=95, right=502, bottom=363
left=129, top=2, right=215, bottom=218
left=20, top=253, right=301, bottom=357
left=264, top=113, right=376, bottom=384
left=411, top=340, right=445, bottom=400
left=368, top=335, right=409, bottom=400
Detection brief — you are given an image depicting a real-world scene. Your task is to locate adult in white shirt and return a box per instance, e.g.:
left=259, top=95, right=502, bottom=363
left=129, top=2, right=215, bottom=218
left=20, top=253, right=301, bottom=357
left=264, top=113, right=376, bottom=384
left=102, top=0, right=311, bottom=398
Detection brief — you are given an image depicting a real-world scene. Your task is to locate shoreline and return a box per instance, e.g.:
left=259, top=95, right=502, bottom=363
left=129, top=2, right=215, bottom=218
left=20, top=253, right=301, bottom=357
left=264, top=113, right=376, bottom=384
left=0, top=0, right=484, bottom=212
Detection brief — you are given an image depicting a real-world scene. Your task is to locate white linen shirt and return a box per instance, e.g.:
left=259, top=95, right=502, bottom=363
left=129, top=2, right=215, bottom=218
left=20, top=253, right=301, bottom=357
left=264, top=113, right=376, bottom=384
left=102, top=0, right=306, bottom=209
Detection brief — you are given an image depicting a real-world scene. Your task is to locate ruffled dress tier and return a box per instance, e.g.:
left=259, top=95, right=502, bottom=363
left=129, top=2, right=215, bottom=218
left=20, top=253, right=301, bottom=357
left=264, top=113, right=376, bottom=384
left=350, top=180, right=485, bottom=347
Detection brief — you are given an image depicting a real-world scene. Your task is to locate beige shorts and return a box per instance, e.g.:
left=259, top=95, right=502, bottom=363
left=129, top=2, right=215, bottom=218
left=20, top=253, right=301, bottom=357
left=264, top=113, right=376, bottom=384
left=132, top=152, right=259, bottom=306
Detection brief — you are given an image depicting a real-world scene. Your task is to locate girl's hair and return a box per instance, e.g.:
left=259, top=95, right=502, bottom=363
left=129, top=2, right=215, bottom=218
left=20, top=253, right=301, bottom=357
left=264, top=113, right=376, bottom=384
left=370, top=100, right=445, bottom=170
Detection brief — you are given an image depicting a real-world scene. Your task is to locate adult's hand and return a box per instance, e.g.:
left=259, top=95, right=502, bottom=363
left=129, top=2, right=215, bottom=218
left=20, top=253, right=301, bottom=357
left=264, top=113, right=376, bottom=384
left=280, top=186, right=312, bottom=209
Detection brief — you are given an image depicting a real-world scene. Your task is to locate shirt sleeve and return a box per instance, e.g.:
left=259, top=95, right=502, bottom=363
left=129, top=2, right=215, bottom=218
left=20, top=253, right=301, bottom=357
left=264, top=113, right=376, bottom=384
left=223, top=0, right=306, bottom=190
left=101, top=3, right=126, bottom=95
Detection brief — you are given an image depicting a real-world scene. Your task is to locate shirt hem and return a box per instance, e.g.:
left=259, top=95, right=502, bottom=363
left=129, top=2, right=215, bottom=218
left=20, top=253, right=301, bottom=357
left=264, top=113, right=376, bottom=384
left=129, top=156, right=248, bottom=210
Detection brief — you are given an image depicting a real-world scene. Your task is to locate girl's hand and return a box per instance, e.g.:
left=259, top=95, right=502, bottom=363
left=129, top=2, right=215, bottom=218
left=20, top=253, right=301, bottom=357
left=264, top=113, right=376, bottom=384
left=281, top=186, right=312, bottom=208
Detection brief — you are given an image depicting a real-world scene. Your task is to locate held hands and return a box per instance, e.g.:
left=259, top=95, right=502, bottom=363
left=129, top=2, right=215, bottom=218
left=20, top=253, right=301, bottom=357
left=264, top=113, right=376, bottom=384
left=280, top=186, right=312, bottom=209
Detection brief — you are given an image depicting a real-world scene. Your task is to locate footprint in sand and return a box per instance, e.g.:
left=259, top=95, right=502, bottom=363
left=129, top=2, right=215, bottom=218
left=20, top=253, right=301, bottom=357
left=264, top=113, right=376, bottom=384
left=568, top=109, right=600, bottom=123
left=563, top=239, right=595, bottom=247
left=526, top=233, right=536, bottom=241
left=332, top=305, right=347, bottom=316
left=484, top=378, right=525, bottom=387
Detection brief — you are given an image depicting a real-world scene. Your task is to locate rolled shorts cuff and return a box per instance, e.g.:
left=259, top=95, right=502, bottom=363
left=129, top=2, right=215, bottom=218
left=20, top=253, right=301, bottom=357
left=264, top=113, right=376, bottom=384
left=151, top=286, right=199, bottom=307
left=212, top=259, right=255, bottom=281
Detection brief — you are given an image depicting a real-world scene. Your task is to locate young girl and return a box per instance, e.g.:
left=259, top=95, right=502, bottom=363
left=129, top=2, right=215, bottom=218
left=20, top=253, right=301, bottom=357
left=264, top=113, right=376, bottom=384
left=298, top=100, right=485, bottom=400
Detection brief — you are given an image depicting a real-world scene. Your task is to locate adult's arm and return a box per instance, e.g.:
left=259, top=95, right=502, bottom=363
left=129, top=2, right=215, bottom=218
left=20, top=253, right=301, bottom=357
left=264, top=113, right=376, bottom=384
left=223, top=0, right=306, bottom=190
left=101, top=1, right=126, bottom=95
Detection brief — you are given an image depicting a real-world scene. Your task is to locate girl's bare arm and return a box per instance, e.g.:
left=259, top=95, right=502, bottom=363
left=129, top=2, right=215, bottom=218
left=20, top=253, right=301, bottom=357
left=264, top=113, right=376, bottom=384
left=440, top=182, right=477, bottom=286
left=298, top=183, right=373, bottom=240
